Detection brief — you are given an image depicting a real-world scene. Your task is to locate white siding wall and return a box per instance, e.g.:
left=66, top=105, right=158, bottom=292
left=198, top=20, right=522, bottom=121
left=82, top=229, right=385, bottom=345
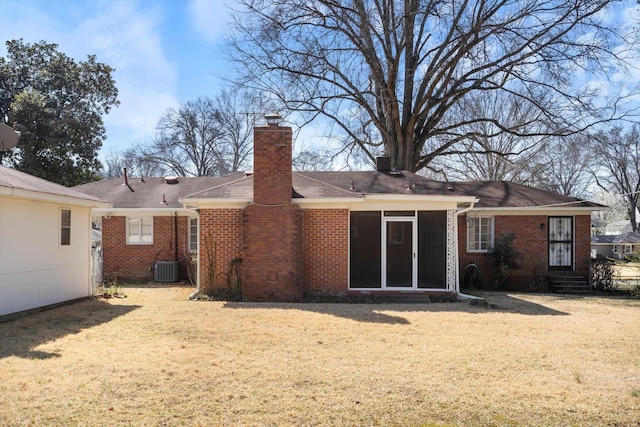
left=0, top=196, right=92, bottom=316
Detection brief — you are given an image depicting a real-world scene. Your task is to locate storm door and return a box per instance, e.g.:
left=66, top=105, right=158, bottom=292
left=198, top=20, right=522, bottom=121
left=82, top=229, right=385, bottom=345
left=549, top=216, right=573, bottom=270
left=382, top=216, right=417, bottom=288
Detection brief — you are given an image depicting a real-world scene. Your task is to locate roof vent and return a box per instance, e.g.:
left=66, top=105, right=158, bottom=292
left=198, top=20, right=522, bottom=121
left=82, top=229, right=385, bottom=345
left=165, top=176, right=179, bottom=184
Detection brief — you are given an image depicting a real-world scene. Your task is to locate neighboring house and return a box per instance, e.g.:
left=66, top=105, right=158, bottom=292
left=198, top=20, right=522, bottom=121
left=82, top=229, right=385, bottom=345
left=75, top=122, right=604, bottom=300
left=601, top=219, right=635, bottom=236
left=0, top=165, right=109, bottom=317
left=591, top=232, right=640, bottom=259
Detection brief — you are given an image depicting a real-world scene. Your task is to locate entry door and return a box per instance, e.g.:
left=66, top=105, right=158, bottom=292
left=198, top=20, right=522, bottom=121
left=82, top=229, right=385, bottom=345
left=383, top=218, right=417, bottom=288
left=549, top=216, right=573, bottom=270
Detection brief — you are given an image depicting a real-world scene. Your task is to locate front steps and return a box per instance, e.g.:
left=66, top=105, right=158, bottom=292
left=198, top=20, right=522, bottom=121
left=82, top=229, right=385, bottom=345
left=549, top=273, right=593, bottom=295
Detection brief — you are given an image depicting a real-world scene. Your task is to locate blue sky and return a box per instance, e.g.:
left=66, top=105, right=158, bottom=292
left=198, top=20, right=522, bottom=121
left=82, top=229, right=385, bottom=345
left=0, top=0, right=232, bottom=156
left=1, top=0, right=639, bottom=167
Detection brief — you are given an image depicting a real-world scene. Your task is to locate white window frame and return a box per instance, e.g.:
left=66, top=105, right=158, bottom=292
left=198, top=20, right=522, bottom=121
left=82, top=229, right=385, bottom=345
left=188, top=217, right=198, bottom=252
left=467, top=216, right=494, bottom=253
left=60, top=208, right=71, bottom=246
left=623, top=244, right=633, bottom=255
left=126, top=217, right=153, bottom=245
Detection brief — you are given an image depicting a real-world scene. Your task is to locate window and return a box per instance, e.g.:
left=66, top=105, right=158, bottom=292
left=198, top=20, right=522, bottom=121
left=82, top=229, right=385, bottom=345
left=60, top=209, right=71, bottom=246
left=127, top=217, right=153, bottom=244
left=189, top=217, right=198, bottom=252
left=467, top=216, right=493, bottom=252
left=623, top=244, right=633, bottom=255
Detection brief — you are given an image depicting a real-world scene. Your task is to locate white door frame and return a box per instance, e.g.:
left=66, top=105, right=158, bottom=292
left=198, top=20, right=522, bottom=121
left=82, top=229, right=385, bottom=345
left=381, top=216, right=417, bottom=289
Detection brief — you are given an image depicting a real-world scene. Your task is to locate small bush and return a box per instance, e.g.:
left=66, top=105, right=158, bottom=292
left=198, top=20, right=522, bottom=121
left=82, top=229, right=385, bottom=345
left=489, top=233, right=522, bottom=290
left=591, top=256, right=614, bottom=292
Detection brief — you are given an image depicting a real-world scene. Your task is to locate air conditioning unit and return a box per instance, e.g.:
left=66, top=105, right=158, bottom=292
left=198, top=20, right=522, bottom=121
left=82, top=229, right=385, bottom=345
left=154, top=261, right=179, bottom=282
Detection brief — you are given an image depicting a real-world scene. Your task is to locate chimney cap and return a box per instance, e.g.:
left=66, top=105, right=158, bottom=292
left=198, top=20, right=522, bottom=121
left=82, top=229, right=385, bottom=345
left=264, top=113, right=282, bottom=126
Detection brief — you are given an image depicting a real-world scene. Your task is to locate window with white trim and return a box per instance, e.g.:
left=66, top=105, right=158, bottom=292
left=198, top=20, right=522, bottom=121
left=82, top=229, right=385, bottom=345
left=188, top=217, right=198, bottom=252
left=623, top=244, right=633, bottom=255
left=60, top=209, right=71, bottom=246
left=127, top=217, right=153, bottom=244
left=467, top=216, right=494, bottom=252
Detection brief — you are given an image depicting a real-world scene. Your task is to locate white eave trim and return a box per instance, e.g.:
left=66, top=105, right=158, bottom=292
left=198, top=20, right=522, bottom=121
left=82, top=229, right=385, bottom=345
left=0, top=186, right=110, bottom=208
left=180, top=198, right=251, bottom=209
left=470, top=206, right=604, bottom=215
left=92, top=207, right=198, bottom=217
left=364, top=194, right=478, bottom=203
left=293, top=197, right=363, bottom=208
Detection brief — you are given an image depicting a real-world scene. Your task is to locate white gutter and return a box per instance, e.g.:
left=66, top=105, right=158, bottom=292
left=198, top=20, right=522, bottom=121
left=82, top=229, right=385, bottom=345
left=0, top=186, right=110, bottom=208
left=92, top=207, right=198, bottom=217
left=179, top=204, right=202, bottom=300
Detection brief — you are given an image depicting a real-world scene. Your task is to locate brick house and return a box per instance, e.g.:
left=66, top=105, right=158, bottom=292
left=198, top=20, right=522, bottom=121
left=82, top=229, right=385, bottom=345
left=75, top=122, right=603, bottom=300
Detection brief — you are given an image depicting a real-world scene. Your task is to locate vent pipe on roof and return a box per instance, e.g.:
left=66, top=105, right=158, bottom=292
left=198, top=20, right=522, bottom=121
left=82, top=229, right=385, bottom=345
left=122, top=167, right=134, bottom=192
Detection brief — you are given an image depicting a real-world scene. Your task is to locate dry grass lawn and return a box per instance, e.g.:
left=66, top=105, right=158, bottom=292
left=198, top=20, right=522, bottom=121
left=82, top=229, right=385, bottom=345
left=1, top=285, right=639, bottom=426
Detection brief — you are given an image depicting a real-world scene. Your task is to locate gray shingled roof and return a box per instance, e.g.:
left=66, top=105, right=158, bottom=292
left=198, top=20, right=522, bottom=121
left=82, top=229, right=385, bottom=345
left=592, top=232, right=640, bottom=245
left=0, top=165, right=106, bottom=204
left=185, top=172, right=362, bottom=199
left=73, top=169, right=602, bottom=210
left=73, top=172, right=245, bottom=208
left=449, top=180, right=603, bottom=209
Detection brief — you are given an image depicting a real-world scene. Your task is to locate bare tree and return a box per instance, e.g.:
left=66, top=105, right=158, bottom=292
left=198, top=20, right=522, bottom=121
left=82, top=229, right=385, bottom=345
left=228, top=0, right=640, bottom=173
left=538, top=134, right=596, bottom=198
left=136, top=92, right=270, bottom=177
left=434, top=90, right=549, bottom=182
left=591, top=190, right=628, bottom=235
left=214, top=89, right=273, bottom=173
left=100, top=147, right=164, bottom=178
left=292, top=148, right=334, bottom=171
left=593, top=125, right=640, bottom=232
left=139, top=97, right=228, bottom=177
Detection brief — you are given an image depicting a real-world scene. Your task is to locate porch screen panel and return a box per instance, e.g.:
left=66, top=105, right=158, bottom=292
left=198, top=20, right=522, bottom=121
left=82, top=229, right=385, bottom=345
left=418, top=211, right=446, bottom=288
left=350, top=212, right=381, bottom=288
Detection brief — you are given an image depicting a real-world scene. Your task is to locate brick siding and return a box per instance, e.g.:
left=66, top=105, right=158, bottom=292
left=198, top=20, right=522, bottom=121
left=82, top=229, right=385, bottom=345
left=458, top=214, right=592, bottom=290
left=198, top=208, right=244, bottom=295
left=101, top=215, right=191, bottom=282
left=302, top=209, right=350, bottom=296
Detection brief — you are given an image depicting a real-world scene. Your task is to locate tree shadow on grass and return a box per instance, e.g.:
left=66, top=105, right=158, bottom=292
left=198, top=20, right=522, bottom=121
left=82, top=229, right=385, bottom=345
left=0, top=299, right=140, bottom=360
left=222, top=292, right=569, bottom=324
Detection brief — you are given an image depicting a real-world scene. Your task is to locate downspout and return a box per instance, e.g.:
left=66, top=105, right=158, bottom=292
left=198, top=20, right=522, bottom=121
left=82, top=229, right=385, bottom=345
left=455, top=202, right=479, bottom=299
left=181, top=202, right=200, bottom=300
left=174, top=211, right=178, bottom=262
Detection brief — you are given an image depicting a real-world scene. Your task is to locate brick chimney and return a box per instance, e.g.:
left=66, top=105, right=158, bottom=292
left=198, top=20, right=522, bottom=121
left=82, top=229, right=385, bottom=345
left=242, top=116, right=303, bottom=301
left=376, top=153, right=392, bottom=172
left=253, top=118, right=292, bottom=204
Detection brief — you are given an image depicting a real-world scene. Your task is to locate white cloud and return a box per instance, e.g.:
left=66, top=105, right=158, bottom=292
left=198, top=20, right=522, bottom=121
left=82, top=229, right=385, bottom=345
left=0, top=0, right=181, bottom=153
left=187, top=0, right=230, bottom=42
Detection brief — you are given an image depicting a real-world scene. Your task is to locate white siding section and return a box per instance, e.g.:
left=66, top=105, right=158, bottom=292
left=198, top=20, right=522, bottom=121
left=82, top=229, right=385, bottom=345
left=0, top=196, right=92, bottom=316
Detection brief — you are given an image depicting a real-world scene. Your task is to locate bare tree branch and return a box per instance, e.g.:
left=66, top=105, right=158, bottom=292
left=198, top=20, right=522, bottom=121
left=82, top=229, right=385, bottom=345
left=227, top=0, right=640, bottom=172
